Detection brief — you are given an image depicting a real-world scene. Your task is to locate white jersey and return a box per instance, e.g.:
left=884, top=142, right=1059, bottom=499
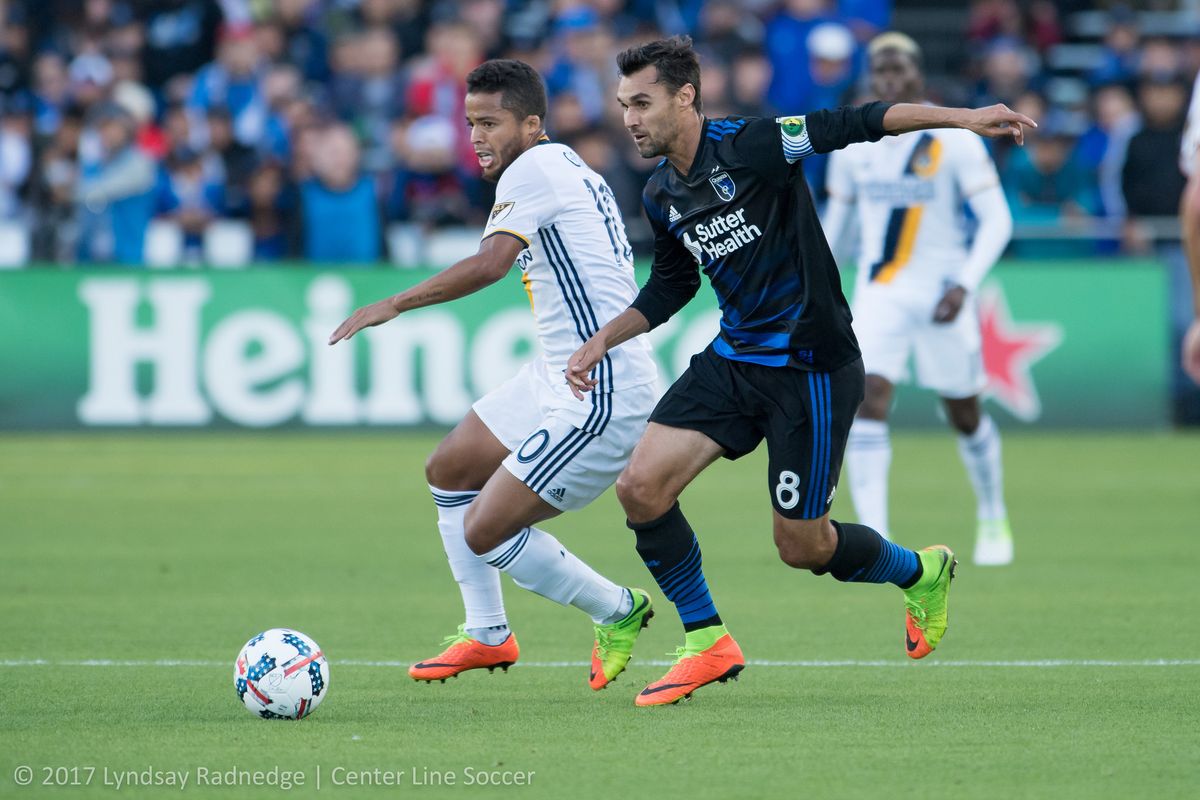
left=1181, top=72, right=1200, bottom=176
left=482, top=141, right=656, bottom=394
left=827, top=127, right=1001, bottom=295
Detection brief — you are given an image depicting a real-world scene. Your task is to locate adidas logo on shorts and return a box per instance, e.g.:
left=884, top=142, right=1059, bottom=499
left=547, top=487, right=567, bottom=503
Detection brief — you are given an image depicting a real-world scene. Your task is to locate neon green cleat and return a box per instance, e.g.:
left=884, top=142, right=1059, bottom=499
left=903, top=545, right=957, bottom=659
left=974, top=518, right=1014, bottom=566
left=589, top=589, right=654, bottom=690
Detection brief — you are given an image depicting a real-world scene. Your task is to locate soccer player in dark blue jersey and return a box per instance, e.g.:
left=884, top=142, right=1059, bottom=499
left=566, top=36, right=1035, bottom=706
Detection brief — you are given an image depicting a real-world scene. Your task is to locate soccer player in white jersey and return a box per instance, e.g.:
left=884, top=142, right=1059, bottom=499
left=329, top=60, right=658, bottom=689
left=822, top=33, right=1016, bottom=565
left=1180, top=71, right=1200, bottom=386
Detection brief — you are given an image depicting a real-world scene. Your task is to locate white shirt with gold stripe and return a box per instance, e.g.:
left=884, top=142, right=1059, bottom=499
left=827, top=127, right=1001, bottom=298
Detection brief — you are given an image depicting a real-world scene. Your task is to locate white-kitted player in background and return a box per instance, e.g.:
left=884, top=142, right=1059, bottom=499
left=1179, top=70, right=1200, bottom=386
left=329, top=60, right=658, bottom=688
left=822, top=32, right=1016, bottom=565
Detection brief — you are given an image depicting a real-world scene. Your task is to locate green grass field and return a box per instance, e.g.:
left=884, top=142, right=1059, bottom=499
left=2, top=431, right=1198, bottom=799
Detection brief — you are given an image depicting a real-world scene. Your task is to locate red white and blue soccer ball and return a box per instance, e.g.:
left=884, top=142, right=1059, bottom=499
left=234, top=628, right=330, bottom=720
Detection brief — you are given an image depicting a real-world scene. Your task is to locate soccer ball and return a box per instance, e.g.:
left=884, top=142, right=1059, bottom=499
left=234, top=628, right=330, bottom=720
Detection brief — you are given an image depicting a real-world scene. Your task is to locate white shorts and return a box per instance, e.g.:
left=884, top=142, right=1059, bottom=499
left=852, top=284, right=987, bottom=399
left=472, top=361, right=657, bottom=512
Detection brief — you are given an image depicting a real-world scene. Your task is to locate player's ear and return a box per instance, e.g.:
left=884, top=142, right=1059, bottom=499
left=677, top=83, right=696, bottom=111
left=524, top=114, right=541, bottom=136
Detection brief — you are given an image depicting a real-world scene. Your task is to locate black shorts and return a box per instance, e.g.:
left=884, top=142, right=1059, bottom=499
left=649, top=345, right=865, bottom=519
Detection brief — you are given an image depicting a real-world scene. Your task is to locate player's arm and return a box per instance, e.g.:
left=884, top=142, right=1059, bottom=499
left=1181, top=149, right=1200, bottom=383
left=881, top=103, right=1036, bottom=145
left=934, top=137, right=1013, bottom=323
left=820, top=150, right=857, bottom=263
left=566, top=205, right=700, bottom=398
left=327, top=234, right=523, bottom=344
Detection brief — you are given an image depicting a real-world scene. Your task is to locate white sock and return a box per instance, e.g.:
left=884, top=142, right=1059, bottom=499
left=429, top=486, right=507, bottom=631
left=845, top=418, right=891, bottom=538
left=956, top=415, right=1008, bottom=521
left=478, top=526, right=627, bottom=624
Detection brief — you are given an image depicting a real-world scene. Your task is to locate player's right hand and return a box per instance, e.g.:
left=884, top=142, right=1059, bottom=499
left=328, top=297, right=401, bottom=344
left=1183, top=319, right=1200, bottom=385
left=964, top=104, right=1037, bottom=146
left=565, top=337, right=605, bottom=400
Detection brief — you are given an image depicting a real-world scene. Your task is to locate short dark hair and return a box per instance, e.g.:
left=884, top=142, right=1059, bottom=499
left=616, top=36, right=702, bottom=112
left=465, top=59, right=547, bottom=123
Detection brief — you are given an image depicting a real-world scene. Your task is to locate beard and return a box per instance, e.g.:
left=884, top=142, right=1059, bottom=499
left=633, top=117, right=675, bottom=158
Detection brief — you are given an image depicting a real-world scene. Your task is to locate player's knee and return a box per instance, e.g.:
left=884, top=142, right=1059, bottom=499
left=945, top=402, right=981, bottom=435
left=774, top=520, right=836, bottom=570
left=615, top=469, right=671, bottom=522
left=858, top=378, right=892, bottom=421
left=462, top=507, right=497, bottom=556
left=775, top=538, right=824, bottom=570
left=424, top=446, right=472, bottom=490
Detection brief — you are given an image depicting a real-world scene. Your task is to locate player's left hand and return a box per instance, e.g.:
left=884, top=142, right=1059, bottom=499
left=328, top=297, right=401, bottom=344
left=1183, top=319, right=1200, bottom=385
left=565, top=337, right=606, bottom=400
left=932, top=284, right=967, bottom=324
left=963, top=104, right=1037, bottom=146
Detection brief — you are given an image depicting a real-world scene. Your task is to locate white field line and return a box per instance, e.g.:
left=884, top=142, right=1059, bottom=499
left=2, top=658, right=1198, bottom=669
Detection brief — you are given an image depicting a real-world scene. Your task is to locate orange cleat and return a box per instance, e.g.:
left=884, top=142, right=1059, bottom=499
left=409, top=626, right=519, bottom=683
left=635, top=632, right=745, bottom=707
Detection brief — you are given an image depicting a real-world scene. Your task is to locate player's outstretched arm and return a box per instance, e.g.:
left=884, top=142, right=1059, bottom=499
left=566, top=308, right=652, bottom=400
left=327, top=234, right=524, bottom=344
left=883, top=103, right=1037, bottom=145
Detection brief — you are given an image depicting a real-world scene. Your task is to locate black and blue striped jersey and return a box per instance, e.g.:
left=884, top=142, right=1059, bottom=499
left=630, top=102, right=893, bottom=371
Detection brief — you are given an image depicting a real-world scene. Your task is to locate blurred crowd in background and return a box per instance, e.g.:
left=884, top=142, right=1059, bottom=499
left=0, top=0, right=1197, bottom=266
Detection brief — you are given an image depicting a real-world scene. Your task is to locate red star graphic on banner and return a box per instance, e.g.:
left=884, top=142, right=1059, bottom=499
left=979, top=285, right=1062, bottom=421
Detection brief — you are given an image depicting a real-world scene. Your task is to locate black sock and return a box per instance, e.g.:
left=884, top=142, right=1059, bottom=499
left=818, top=521, right=923, bottom=588
left=628, top=503, right=722, bottom=632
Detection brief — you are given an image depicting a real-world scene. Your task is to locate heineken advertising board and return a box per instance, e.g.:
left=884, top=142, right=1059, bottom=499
left=0, top=262, right=1168, bottom=430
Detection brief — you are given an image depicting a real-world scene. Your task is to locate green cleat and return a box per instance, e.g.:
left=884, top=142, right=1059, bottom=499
left=589, top=589, right=654, bottom=690
left=903, top=545, right=957, bottom=659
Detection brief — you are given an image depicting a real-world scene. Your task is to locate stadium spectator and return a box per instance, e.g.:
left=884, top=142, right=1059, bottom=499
left=74, top=103, right=157, bottom=264
left=69, top=53, right=114, bottom=111
left=273, top=0, right=330, bottom=83
left=244, top=160, right=295, bottom=261
left=972, top=38, right=1036, bottom=109
left=157, top=145, right=224, bottom=260
left=697, top=0, right=764, bottom=65
left=1076, top=84, right=1140, bottom=220
left=1002, top=119, right=1099, bottom=257
left=29, top=104, right=83, bottom=261
left=766, top=0, right=838, bottom=114
left=206, top=105, right=256, bottom=213
left=31, top=52, right=70, bottom=137
left=1088, top=6, right=1140, bottom=87
left=300, top=124, right=379, bottom=263
left=388, top=115, right=475, bottom=229
left=140, top=0, right=223, bottom=90
left=0, top=94, right=32, bottom=220
left=0, top=4, right=32, bottom=96
left=187, top=22, right=265, bottom=148
left=1122, top=74, right=1189, bottom=253
left=330, top=26, right=405, bottom=174
left=728, top=49, right=775, bottom=117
